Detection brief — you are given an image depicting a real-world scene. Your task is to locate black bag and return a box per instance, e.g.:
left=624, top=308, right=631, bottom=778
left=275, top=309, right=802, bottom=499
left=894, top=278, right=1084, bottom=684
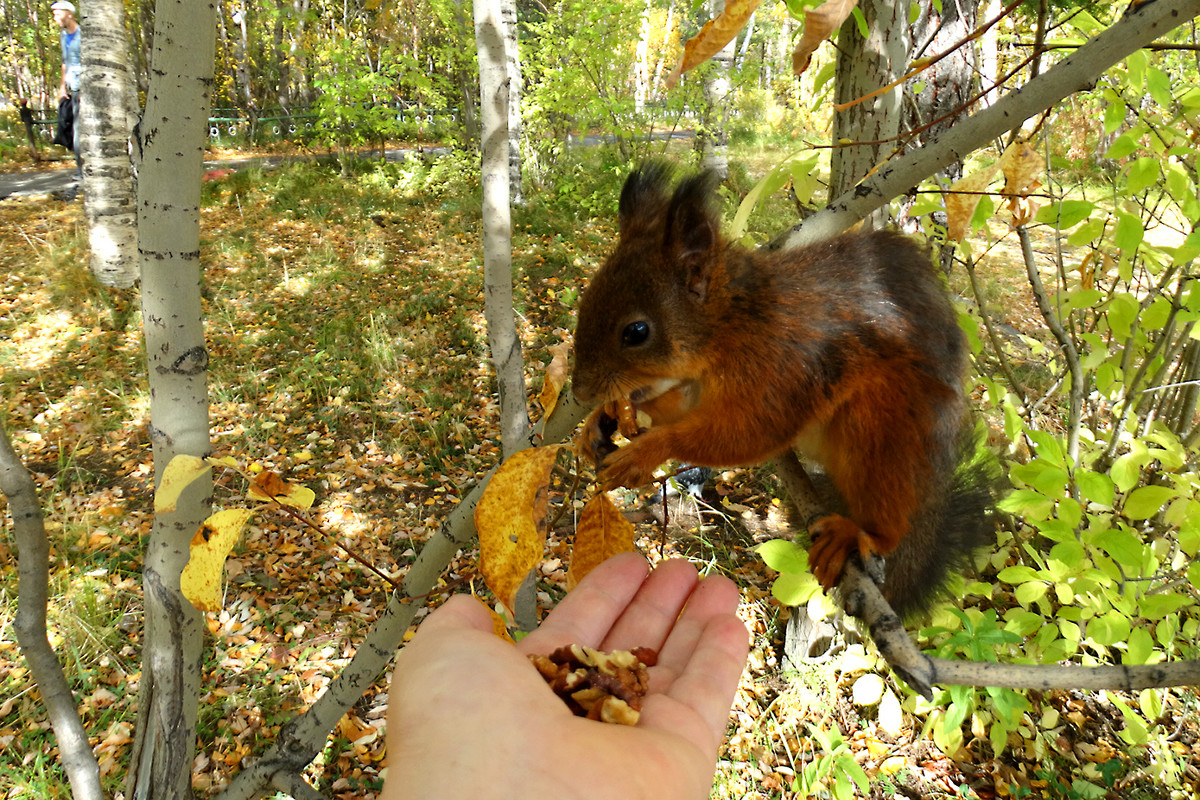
left=53, top=96, right=74, bottom=149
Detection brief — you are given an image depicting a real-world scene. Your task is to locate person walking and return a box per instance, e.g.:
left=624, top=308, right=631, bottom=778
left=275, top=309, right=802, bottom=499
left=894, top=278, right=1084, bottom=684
left=52, top=0, right=82, bottom=195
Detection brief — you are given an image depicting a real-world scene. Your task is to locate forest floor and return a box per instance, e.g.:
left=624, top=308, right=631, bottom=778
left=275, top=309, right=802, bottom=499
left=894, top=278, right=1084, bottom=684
left=0, top=151, right=1197, bottom=799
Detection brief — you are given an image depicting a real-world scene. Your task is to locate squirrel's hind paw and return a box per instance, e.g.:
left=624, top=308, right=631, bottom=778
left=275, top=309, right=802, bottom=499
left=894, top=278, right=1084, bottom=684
left=808, top=515, right=884, bottom=590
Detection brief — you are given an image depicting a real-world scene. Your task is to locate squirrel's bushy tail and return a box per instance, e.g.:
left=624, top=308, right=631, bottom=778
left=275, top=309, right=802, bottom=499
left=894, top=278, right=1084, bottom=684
left=883, top=424, right=1001, bottom=620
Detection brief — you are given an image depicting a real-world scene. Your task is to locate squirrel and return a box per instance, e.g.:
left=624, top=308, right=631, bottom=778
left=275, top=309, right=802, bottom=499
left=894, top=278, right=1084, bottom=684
left=570, top=164, right=995, bottom=617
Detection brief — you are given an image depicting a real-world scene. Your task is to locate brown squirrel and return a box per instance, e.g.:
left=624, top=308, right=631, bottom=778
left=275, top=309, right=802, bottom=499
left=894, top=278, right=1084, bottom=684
left=571, top=164, right=995, bottom=617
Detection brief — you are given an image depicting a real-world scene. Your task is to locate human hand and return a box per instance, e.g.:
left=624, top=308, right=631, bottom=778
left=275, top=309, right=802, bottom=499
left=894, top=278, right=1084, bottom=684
left=382, top=553, right=749, bottom=799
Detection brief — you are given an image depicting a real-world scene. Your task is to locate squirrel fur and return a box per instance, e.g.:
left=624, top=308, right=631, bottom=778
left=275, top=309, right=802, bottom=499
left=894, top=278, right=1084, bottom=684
left=571, top=164, right=995, bottom=617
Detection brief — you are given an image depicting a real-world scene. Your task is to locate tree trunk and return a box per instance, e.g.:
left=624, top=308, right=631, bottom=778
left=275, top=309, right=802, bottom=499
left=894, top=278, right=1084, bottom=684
left=124, top=1, right=218, bottom=797
left=500, top=0, right=524, bottom=205
left=635, top=0, right=654, bottom=114
left=697, top=0, right=737, bottom=178
left=906, top=0, right=977, bottom=170
left=79, top=0, right=139, bottom=290
left=828, top=0, right=909, bottom=229
left=476, top=0, right=530, bottom=458
left=3, top=421, right=103, bottom=800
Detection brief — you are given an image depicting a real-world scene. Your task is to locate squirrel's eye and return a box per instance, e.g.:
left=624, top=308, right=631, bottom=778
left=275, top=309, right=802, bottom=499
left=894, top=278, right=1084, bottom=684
left=621, top=320, right=651, bottom=347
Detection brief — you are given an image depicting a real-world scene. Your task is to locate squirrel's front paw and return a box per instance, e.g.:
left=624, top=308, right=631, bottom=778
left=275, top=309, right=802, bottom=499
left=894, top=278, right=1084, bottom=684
left=596, top=443, right=662, bottom=490
left=579, top=407, right=620, bottom=465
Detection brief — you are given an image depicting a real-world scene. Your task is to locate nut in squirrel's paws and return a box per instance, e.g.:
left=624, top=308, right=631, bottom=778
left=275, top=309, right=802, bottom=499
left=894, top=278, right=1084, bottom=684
left=808, top=515, right=887, bottom=590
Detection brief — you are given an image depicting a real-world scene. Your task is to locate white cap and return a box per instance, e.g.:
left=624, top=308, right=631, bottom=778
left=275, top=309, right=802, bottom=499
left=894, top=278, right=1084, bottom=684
left=51, top=1, right=75, bottom=12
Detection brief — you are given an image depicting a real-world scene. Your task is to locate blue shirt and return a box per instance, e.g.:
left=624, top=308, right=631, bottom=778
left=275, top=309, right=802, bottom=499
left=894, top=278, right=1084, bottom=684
left=61, top=27, right=82, bottom=92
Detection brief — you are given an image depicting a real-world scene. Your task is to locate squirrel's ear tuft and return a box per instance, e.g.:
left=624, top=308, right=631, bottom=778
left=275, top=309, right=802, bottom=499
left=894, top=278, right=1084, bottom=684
left=665, top=171, right=721, bottom=299
left=618, top=162, right=675, bottom=233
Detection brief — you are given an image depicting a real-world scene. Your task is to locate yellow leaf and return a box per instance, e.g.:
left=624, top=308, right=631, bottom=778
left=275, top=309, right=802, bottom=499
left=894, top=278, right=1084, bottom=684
left=487, top=602, right=515, bottom=642
left=567, top=493, right=636, bottom=591
left=792, top=0, right=858, bottom=76
left=666, top=0, right=763, bottom=88
left=181, top=508, right=255, bottom=612
left=154, top=455, right=211, bottom=514
left=538, top=340, right=571, bottom=419
left=206, top=455, right=239, bottom=469
left=945, top=163, right=999, bottom=243
left=247, top=470, right=316, bottom=510
left=474, top=445, right=565, bottom=614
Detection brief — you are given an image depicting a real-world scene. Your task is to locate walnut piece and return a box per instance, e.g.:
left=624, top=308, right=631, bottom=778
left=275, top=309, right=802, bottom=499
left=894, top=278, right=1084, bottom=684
left=529, top=644, right=658, bottom=726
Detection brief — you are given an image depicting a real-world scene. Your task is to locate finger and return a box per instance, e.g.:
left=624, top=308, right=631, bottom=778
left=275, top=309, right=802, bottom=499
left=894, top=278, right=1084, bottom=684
left=411, top=593, right=495, bottom=637
left=598, top=559, right=702, bottom=652
left=651, top=572, right=741, bottom=681
left=639, top=613, right=750, bottom=754
left=518, top=552, right=650, bottom=655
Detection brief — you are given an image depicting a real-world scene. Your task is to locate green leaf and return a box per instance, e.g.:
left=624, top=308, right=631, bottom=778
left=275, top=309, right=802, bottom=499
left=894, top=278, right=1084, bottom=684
left=997, top=565, right=1041, bottom=584
left=1035, top=199, right=1095, bottom=229
left=1106, top=291, right=1139, bottom=339
left=998, top=488, right=1055, bottom=520
left=1139, top=592, right=1192, bottom=621
left=1113, top=211, right=1144, bottom=254
left=1103, top=100, right=1127, bottom=137
left=1147, top=66, right=1173, bottom=108
left=771, top=572, right=818, bottom=607
left=1094, top=527, right=1144, bottom=566
left=1123, top=485, right=1177, bottom=520
left=757, top=539, right=808, bottom=574
left=1088, top=611, right=1131, bottom=647
left=1104, top=132, right=1138, bottom=160
left=1075, top=470, right=1115, bottom=507
left=1125, top=626, right=1154, bottom=665
left=1124, top=157, right=1160, bottom=195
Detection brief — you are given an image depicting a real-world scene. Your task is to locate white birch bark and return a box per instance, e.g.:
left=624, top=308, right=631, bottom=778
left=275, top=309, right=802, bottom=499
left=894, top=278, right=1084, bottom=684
left=79, top=0, right=139, bottom=289
left=125, top=1, right=218, bottom=797
left=698, top=0, right=737, bottom=178
left=828, top=0, right=909, bottom=229
left=476, top=0, right=530, bottom=457
left=501, top=0, right=524, bottom=205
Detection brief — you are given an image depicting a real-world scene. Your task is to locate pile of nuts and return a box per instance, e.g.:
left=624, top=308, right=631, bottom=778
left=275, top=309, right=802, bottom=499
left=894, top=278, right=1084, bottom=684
left=529, top=644, right=658, bottom=726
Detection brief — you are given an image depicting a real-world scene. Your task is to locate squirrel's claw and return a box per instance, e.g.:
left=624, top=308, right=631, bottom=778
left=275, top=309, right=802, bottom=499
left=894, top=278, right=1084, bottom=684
left=808, top=515, right=881, bottom=591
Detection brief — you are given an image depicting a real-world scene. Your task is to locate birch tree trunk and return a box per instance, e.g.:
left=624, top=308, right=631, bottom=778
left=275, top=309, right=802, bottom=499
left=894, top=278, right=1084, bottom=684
left=476, top=0, right=530, bottom=458
left=697, top=0, right=737, bottom=178
left=828, top=0, right=909, bottom=229
left=501, top=0, right=524, bottom=205
left=125, top=1, right=218, bottom=797
left=79, top=0, right=139, bottom=290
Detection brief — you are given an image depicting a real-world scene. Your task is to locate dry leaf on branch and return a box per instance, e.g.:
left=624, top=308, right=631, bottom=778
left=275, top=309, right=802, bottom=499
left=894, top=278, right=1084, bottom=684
left=181, top=508, right=255, bottom=612
left=567, top=493, right=636, bottom=591
left=792, top=0, right=858, bottom=76
left=474, top=445, right=566, bottom=614
left=538, top=340, right=571, bottom=419
left=665, top=0, right=763, bottom=88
